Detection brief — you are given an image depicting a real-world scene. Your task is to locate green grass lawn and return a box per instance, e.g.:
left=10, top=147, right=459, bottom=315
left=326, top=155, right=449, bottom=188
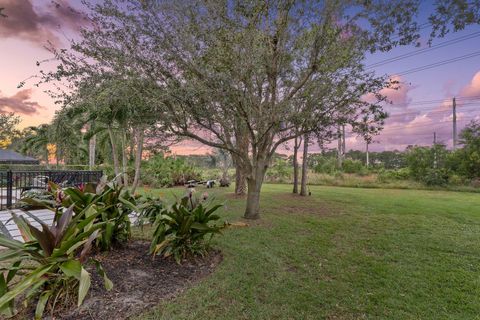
left=135, top=184, right=480, bottom=320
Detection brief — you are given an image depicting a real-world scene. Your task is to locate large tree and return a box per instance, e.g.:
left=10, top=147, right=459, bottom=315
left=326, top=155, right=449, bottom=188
left=36, top=0, right=480, bottom=219
left=39, top=0, right=412, bottom=219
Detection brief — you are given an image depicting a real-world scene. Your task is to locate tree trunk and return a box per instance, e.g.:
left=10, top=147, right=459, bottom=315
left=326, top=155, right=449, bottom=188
left=337, top=127, right=343, bottom=168
left=234, top=164, right=247, bottom=195
left=292, top=136, right=300, bottom=194
left=131, top=129, right=144, bottom=194
left=366, top=142, right=369, bottom=168
left=300, top=134, right=309, bottom=196
left=234, top=121, right=248, bottom=195
left=107, top=126, right=121, bottom=184
left=89, top=134, right=96, bottom=170
left=244, top=161, right=267, bottom=219
left=129, top=129, right=135, bottom=161
left=121, top=131, right=129, bottom=187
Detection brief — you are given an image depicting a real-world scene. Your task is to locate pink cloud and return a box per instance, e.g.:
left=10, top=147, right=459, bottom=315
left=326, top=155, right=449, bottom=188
left=382, top=75, right=414, bottom=106
left=0, top=89, right=44, bottom=114
left=459, top=71, right=480, bottom=98
left=0, top=0, right=85, bottom=46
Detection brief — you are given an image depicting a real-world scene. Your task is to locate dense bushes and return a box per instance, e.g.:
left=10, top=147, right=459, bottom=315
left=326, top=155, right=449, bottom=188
left=22, top=178, right=137, bottom=251
left=266, top=158, right=292, bottom=182
left=142, top=154, right=202, bottom=187
left=342, top=159, right=364, bottom=174
left=310, top=155, right=337, bottom=174
left=377, top=168, right=410, bottom=182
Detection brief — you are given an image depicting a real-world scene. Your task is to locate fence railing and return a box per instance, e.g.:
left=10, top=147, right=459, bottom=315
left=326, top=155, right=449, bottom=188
left=0, top=170, right=103, bottom=210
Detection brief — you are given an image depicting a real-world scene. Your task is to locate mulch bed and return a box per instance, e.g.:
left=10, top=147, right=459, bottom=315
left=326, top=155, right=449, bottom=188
left=60, top=241, right=222, bottom=320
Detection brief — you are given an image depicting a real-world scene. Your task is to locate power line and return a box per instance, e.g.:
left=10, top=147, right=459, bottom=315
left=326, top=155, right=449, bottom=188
left=389, top=96, right=480, bottom=107
left=386, top=103, right=480, bottom=115
left=395, top=50, right=480, bottom=76
left=382, top=118, right=474, bottom=131
left=367, top=31, right=480, bottom=69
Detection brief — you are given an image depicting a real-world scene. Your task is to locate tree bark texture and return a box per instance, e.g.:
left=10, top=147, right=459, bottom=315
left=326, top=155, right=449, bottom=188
left=131, top=129, right=144, bottom=194
left=235, top=164, right=247, bottom=195
left=300, top=134, right=309, bottom=196
left=292, top=136, right=300, bottom=194
left=107, top=126, right=122, bottom=184
left=244, top=160, right=267, bottom=219
left=121, top=131, right=129, bottom=187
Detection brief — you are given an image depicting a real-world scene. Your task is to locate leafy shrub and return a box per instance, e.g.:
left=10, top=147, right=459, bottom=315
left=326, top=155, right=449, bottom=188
left=22, top=178, right=138, bottom=251
left=406, top=145, right=449, bottom=182
left=150, top=191, right=225, bottom=263
left=470, top=178, right=480, bottom=188
left=448, top=174, right=464, bottom=186
left=334, top=171, right=344, bottom=180
left=266, top=158, right=292, bottom=182
left=142, top=154, right=202, bottom=187
left=422, top=168, right=450, bottom=186
left=0, top=205, right=112, bottom=319
left=311, top=156, right=337, bottom=174
left=342, top=159, right=364, bottom=174
left=377, top=168, right=410, bottom=183
left=136, top=195, right=164, bottom=225
left=357, top=166, right=370, bottom=176
left=19, top=189, right=55, bottom=209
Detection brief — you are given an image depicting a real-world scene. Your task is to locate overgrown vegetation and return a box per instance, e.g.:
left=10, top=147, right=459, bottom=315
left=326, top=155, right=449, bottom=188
left=276, top=121, right=480, bottom=189
left=142, top=154, right=202, bottom=187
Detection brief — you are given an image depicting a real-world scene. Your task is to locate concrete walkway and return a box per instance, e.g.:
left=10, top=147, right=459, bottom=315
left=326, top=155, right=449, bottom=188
left=0, top=209, right=139, bottom=242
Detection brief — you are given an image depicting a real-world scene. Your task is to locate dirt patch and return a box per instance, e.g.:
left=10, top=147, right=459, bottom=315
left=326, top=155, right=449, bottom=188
left=59, top=241, right=222, bottom=320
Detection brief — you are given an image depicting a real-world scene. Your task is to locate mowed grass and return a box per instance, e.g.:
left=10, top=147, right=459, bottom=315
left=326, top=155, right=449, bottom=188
left=135, top=184, right=480, bottom=320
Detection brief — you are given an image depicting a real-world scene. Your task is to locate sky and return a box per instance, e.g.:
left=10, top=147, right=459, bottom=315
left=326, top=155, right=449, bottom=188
left=1, top=0, right=480, bottom=155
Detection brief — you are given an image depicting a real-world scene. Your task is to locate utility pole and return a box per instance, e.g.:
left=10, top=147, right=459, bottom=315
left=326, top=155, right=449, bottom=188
left=452, top=97, right=457, bottom=150
left=433, top=132, right=437, bottom=169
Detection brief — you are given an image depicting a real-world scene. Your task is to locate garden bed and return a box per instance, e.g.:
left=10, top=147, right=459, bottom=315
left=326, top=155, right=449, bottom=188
left=60, top=241, right=222, bottom=319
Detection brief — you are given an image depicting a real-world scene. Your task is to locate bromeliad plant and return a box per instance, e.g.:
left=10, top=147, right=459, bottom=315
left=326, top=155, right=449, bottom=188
left=60, top=179, right=138, bottom=251
left=22, top=177, right=138, bottom=251
left=0, top=205, right=112, bottom=319
left=136, top=195, right=164, bottom=227
left=150, top=191, right=225, bottom=263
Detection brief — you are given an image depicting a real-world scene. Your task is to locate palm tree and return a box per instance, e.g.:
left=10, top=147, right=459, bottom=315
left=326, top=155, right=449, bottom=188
left=24, top=124, right=51, bottom=168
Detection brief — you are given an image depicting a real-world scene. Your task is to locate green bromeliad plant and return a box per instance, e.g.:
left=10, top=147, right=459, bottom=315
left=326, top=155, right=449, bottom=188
left=22, top=177, right=138, bottom=251
left=150, top=191, right=225, bottom=263
left=136, top=195, right=164, bottom=227
left=0, top=205, right=112, bottom=319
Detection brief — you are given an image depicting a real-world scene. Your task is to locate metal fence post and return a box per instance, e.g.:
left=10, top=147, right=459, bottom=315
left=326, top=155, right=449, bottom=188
left=6, top=170, right=13, bottom=209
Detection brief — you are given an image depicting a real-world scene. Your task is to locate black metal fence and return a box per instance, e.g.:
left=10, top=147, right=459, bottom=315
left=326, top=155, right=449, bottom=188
left=0, top=170, right=103, bottom=210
